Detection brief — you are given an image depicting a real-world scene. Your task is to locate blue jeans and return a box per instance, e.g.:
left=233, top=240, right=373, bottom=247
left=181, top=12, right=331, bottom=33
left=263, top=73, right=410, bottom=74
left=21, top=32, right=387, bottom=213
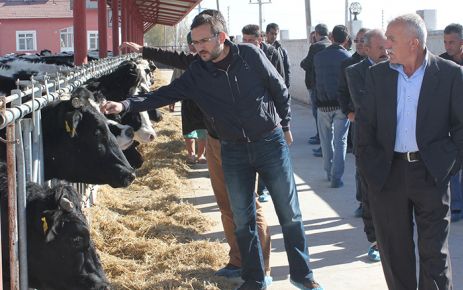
left=317, top=109, right=350, bottom=182
left=309, top=89, right=319, bottom=137
left=450, top=170, right=463, bottom=211
left=221, top=128, right=314, bottom=285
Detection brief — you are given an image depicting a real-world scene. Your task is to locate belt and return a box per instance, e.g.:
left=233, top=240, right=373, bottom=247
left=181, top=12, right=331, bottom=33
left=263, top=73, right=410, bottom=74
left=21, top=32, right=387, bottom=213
left=393, top=151, right=421, bottom=162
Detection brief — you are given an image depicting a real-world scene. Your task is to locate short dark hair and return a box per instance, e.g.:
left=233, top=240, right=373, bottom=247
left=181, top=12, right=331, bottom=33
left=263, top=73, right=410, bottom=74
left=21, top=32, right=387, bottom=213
left=332, top=25, right=349, bottom=43
left=191, top=9, right=227, bottom=34
left=242, top=24, right=260, bottom=37
left=266, top=23, right=279, bottom=33
left=314, top=24, right=328, bottom=36
left=444, top=23, right=463, bottom=38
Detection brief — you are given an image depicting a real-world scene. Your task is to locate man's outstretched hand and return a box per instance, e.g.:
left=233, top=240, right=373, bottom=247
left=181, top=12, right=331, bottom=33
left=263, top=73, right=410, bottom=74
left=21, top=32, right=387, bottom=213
left=100, top=101, right=124, bottom=115
left=120, top=42, right=142, bottom=53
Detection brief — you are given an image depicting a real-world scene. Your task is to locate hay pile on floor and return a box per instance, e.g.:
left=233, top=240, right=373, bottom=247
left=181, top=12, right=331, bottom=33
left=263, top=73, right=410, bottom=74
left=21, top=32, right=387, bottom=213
left=87, top=70, right=235, bottom=290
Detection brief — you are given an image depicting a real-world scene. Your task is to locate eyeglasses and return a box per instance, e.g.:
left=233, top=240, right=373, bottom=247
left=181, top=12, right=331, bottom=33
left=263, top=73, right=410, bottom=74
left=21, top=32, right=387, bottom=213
left=354, top=39, right=364, bottom=44
left=191, top=34, right=218, bottom=46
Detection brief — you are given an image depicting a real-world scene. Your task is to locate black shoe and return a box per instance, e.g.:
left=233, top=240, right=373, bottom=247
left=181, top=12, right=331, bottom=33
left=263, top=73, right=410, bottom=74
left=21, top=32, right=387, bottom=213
left=308, top=136, right=320, bottom=145
left=312, top=147, right=322, bottom=153
left=234, top=280, right=266, bottom=290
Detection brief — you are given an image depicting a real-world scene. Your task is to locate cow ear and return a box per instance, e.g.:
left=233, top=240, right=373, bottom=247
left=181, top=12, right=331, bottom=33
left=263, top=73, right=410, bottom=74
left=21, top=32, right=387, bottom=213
left=41, top=210, right=59, bottom=242
left=64, top=110, right=83, bottom=138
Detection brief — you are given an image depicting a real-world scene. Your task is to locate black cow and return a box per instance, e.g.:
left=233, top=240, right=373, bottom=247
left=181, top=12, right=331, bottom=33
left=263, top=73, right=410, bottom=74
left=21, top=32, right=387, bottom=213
left=0, top=162, right=110, bottom=289
left=41, top=87, right=135, bottom=187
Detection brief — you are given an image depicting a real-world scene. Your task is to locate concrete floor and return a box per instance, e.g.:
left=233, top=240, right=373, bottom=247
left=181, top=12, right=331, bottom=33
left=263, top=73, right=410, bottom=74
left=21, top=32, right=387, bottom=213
left=184, top=100, right=463, bottom=290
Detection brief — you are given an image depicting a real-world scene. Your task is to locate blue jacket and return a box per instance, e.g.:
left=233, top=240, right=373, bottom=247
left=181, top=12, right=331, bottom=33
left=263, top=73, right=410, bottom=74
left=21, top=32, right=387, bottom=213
left=122, top=40, right=290, bottom=142
left=314, top=44, right=351, bottom=109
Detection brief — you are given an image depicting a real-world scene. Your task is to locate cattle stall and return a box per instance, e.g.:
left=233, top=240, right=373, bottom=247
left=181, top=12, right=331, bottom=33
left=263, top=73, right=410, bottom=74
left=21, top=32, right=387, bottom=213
left=0, top=53, right=138, bottom=290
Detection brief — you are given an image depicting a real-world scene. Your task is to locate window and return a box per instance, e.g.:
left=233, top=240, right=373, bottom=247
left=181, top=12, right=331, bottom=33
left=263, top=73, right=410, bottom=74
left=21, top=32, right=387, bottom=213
left=60, top=27, right=74, bottom=52
left=16, top=31, right=36, bottom=51
left=88, top=31, right=98, bottom=50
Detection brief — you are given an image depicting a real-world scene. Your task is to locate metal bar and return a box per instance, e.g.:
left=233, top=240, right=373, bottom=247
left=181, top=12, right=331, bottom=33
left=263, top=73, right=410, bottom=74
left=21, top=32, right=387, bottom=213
left=0, top=54, right=136, bottom=129
left=6, top=121, right=19, bottom=290
left=15, top=119, right=28, bottom=290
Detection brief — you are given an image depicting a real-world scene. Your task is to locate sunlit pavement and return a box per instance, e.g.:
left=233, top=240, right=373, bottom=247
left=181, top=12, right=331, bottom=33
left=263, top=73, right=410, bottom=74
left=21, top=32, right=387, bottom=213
left=186, top=100, right=463, bottom=290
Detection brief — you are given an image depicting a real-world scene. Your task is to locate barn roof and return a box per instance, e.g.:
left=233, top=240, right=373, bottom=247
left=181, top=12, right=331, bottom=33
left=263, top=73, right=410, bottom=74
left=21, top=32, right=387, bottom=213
left=109, top=0, right=202, bottom=32
left=0, top=0, right=201, bottom=31
left=0, top=0, right=73, bottom=19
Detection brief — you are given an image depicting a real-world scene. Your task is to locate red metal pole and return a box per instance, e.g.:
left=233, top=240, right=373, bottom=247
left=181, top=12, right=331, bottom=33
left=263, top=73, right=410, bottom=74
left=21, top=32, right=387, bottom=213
left=98, top=0, right=108, bottom=58
left=112, top=0, right=119, bottom=56
left=121, top=0, right=127, bottom=54
left=73, top=0, right=88, bottom=65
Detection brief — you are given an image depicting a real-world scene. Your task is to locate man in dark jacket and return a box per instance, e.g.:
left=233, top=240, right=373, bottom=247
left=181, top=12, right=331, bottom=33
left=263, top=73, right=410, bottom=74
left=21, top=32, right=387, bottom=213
left=345, top=28, right=388, bottom=262
left=105, top=10, right=322, bottom=290
left=120, top=18, right=273, bottom=283
left=337, top=27, right=368, bottom=216
left=313, top=25, right=351, bottom=188
left=300, top=24, right=331, bottom=146
left=439, top=23, right=463, bottom=223
left=266, top=23, right=290, bottom=89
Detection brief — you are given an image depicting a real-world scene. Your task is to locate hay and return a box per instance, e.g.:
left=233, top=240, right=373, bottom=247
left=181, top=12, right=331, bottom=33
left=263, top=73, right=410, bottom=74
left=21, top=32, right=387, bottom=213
left=88, top=70, right=235, bottom=290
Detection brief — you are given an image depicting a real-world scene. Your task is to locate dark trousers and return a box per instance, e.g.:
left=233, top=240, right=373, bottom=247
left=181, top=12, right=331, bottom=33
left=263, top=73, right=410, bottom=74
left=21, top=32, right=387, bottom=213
left=369, top=158, right=452, bottom=290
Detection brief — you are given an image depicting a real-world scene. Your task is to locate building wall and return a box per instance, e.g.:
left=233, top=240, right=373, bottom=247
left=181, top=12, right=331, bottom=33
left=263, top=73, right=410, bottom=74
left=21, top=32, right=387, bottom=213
left=281, top=39, right=310, bottom=104
left=0, top=9, right=113, bottom=55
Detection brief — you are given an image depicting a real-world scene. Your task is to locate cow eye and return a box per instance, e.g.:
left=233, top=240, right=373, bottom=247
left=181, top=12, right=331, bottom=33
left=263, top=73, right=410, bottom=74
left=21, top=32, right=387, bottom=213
left=97, top=144, right=106, bottom=155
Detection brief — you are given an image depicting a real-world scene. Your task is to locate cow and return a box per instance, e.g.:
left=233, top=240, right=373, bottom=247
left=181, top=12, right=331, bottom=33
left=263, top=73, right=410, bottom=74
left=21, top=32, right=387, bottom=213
left=41, top=87, right=135, bottom=187
left=84, top=59, right=158, bottom=169
left=0, top=161, right=110, bottom=290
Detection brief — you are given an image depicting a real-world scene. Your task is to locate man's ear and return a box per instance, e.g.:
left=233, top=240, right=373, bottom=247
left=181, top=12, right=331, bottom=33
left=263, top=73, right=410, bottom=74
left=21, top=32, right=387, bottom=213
left=218, top=31, right=228, bottom=43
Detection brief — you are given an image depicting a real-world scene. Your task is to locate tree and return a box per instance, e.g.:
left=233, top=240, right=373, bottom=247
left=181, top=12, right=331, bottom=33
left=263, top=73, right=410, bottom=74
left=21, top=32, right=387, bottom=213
left=144, top=16, right=191, bottom=51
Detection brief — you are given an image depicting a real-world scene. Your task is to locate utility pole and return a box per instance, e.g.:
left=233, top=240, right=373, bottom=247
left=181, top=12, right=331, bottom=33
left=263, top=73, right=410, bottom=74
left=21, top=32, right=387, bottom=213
left=249, top=0, right=272, bottom=30
left=216, top=0, right=220, bottom=11
left=304, top=0, right=312, bottom=39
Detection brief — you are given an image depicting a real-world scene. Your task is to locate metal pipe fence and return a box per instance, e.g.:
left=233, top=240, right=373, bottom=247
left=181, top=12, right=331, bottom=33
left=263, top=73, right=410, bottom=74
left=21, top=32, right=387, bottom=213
left=0, top=52, right=139, bottom=290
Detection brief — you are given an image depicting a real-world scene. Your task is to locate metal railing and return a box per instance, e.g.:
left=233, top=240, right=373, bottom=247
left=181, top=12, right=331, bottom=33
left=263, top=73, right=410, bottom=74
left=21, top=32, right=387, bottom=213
left=0, top=52, right=139, bottom=290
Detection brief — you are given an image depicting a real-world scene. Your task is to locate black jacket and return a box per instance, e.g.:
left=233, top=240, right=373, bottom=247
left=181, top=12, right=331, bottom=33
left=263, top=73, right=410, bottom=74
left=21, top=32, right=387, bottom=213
left=300, top=36, right=331, bottom=90
left=272, top=41, right=291, bottom=88
left=338, top=52, right=365, bottom=115
left=357, top=53, right=463, bottom=193
left=124, top=40, right=290, bottom=142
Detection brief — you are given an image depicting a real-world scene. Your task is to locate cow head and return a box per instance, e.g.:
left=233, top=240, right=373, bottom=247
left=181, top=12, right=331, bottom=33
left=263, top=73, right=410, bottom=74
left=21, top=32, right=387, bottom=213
left=26, top=183, right=110, bottom=290
left=42, top=87, right=135, bottom=188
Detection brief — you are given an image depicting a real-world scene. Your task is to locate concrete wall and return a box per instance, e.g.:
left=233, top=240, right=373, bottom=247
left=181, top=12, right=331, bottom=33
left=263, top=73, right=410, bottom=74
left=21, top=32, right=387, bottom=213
left=281, top=39, right=310, bottom=104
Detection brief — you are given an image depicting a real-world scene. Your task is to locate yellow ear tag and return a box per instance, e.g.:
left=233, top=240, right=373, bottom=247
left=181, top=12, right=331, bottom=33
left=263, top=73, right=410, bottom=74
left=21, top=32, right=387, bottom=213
left=41, top=217, right=48, bottom=234
left=65, top=120, right=71, bottom=133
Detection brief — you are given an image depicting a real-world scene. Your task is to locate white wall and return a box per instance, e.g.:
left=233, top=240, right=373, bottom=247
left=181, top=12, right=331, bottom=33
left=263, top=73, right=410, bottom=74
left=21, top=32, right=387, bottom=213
left=281, top=39, right=310, bottom=104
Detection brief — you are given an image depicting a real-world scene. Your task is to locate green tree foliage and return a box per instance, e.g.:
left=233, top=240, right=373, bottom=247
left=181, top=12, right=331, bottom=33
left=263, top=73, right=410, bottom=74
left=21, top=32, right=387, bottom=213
left=144, top=16, right=191, bottom=50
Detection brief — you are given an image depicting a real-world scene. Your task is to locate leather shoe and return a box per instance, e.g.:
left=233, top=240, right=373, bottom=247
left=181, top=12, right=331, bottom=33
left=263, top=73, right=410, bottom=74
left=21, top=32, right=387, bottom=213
left=234, top=281, right=266, bottom=290
left=215, top=264, right=241, bottom=278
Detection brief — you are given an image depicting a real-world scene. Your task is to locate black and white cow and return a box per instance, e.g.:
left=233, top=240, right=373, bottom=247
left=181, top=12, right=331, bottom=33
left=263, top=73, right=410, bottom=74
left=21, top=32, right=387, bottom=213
left=0, top=162, right=110, bottom=290
left=41, top=87, right=135, bottom=187
left=85, top=59, right=158, bottom=143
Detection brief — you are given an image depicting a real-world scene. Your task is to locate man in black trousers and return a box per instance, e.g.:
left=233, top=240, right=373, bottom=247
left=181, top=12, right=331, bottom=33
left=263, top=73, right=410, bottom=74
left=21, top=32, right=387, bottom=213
left=357, top=14, right=463, bottom=289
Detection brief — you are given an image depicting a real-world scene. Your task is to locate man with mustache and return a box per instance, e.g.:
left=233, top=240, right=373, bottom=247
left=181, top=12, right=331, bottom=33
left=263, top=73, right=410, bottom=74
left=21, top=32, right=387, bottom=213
left=103, top=10, right=322, bottom=290
left=345, top=28, right=388, bottom=263
left=356, top=14, right=463, bottom=289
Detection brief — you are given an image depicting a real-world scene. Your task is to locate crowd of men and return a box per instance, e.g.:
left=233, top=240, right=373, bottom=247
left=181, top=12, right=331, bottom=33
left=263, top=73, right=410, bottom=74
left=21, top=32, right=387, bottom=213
left=103, top=9, right=462, bottom=290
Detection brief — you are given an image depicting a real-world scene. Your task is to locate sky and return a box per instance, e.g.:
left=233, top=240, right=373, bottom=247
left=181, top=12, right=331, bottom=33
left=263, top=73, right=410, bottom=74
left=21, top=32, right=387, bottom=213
left=186, top=0, right=462, bottom=40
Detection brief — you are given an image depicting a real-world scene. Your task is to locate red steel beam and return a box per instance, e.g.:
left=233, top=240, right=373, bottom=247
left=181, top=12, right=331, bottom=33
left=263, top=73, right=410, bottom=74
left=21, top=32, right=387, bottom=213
left=73, top=0, right=88, bottom=65
left=98, top=0, right=108, bottom=58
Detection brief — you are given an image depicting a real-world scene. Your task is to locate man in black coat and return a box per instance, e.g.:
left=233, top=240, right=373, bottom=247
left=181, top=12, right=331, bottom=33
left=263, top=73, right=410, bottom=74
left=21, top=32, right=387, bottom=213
left=300, top=24, right=331, bottom=146
left=356, top=14, right=463, bottom=289
left=345, top=28, right=388, bottom=262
